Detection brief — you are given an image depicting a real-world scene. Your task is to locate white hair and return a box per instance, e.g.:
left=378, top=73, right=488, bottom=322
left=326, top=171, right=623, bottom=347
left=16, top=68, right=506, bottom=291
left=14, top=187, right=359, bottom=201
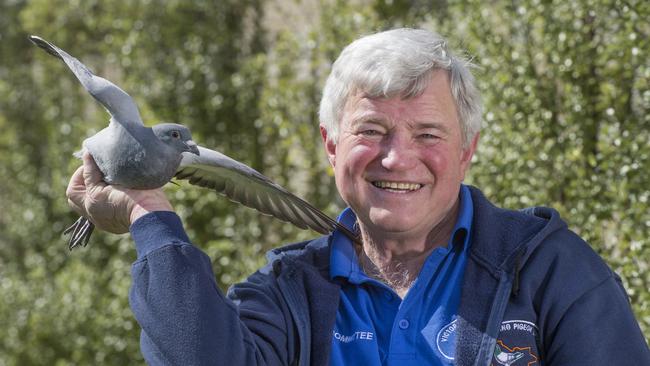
left=319, top=28, right=482, bottom=147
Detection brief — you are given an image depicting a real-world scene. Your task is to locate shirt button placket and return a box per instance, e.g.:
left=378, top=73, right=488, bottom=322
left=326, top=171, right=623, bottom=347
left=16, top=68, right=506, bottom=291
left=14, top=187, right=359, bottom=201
left=398, top=319, right=410, bottom=330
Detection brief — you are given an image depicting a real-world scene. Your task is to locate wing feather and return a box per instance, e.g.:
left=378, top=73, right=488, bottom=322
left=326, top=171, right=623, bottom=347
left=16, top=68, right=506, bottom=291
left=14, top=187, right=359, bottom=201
left=29, top=35, right=143, bottom=128
left=176, top=146, right=359, bottom=242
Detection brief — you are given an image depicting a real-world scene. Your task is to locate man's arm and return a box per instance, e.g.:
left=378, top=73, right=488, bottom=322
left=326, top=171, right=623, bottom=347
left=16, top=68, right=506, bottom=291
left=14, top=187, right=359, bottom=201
left=128, top=212, right=293, bottom=365
left=67, top=154, right=295, bottom=365
left=528, top=231, right=650, bottom=365
left=544, top=272, right=650, bottom=365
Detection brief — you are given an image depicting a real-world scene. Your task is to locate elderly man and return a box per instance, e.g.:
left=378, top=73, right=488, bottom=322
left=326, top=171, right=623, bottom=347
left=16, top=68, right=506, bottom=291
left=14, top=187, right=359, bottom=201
left=67, top=28, right=649, bottom=365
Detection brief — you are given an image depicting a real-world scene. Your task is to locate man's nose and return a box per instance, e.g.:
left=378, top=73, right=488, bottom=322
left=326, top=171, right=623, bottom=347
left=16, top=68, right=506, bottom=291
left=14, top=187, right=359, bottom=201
left=380, top=135, right=418, bottom=171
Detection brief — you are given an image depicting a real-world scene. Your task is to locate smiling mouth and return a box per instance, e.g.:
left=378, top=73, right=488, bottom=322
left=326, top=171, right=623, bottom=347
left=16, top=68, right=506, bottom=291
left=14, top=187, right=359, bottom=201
left=372, top=181, right=423, bottom=192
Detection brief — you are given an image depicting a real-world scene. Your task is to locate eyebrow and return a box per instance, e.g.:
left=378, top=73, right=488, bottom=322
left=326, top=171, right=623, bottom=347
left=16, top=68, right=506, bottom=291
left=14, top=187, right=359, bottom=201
left=348, top=114, right=452, bottom=134
left=410, top=121, right=451, bottom=134
left=348, top=113, right=386, bottom=127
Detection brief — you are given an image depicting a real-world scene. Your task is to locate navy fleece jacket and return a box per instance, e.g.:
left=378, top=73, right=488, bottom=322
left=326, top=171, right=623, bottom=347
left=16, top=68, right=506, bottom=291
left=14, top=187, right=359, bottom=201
left=128, top=187, right=650, bottom=365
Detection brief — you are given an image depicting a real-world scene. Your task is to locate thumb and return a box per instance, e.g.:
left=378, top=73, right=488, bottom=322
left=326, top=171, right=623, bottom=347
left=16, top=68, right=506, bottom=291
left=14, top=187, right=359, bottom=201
left=82, top=152, right=104, bottom=189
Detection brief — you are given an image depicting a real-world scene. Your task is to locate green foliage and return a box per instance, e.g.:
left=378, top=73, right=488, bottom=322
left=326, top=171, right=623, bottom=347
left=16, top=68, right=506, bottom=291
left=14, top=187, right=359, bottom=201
left=0, top=0, right=647, bottom=363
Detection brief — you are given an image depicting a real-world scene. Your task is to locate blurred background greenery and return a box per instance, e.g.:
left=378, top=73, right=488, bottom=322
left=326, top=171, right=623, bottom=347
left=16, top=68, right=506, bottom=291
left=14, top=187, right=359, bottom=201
left=0, top=0, right=647, bottom=364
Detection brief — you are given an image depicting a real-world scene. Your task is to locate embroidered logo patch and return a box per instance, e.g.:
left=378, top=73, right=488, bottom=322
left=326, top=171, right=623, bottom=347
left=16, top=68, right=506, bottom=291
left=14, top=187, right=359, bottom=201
left=422, top=316, right=457, bottom=361
left=493, top=340, right=538, bottom=366
left=492, top=320, right=539, bottom=366
left=435, top=319, right=457, bottom=360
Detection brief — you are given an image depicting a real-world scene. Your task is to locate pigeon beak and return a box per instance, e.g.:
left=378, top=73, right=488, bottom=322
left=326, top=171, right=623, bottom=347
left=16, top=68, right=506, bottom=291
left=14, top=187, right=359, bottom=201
left=185, top=140, right=200, bottom=156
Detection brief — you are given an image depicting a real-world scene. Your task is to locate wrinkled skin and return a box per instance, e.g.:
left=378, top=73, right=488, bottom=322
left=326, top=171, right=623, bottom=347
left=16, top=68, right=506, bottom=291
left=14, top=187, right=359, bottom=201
left=66, top=153, right=173, bottom=234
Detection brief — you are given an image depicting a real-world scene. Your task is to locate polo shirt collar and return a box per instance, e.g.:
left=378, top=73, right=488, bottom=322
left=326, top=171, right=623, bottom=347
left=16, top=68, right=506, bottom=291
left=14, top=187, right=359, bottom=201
left=329, top=184, right=474, bottom=281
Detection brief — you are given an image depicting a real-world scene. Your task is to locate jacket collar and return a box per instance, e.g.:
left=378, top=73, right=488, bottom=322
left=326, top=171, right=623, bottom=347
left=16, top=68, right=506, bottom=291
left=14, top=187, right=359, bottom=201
left=455, top=186, right=568, bottom=365
left=466, top=185, right=566, bottom=275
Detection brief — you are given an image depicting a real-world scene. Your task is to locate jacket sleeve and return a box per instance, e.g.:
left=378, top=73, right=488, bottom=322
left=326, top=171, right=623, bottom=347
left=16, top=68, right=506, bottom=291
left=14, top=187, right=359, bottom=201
left=128, top=211, right=295, bottom=365
left=544, top=273, right=650, bottom=365
left=536, top=231, right=650, bottom=365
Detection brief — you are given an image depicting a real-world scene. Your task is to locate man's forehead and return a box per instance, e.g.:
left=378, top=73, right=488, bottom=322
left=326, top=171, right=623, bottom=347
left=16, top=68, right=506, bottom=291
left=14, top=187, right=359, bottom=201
left=345, top=95, right=452, bottom=120
left=344, top=91, right=417, bottom=113
left=345, top=108, right=452, bottom=134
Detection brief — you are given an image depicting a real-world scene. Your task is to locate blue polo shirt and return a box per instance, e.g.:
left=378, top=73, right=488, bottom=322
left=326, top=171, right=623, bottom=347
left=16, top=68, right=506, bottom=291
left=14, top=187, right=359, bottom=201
left=329, top=185, right=473, bottom=365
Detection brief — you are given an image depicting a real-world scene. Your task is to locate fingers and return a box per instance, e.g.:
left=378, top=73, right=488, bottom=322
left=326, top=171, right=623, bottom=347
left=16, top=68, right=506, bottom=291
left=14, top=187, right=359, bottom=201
left=66, top=165, right=86, bottom=216
left=66, top=165, right=84, bottom=196
left=82, top=152, right=105, bottom=191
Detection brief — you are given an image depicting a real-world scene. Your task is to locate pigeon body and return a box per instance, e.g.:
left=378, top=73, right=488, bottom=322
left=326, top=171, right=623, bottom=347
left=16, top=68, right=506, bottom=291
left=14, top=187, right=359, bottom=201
left=29, top=35, right=358, bottom=249
left=79, top=121, right=196, bottom=189
left=30, top=35, right=199, bottom=190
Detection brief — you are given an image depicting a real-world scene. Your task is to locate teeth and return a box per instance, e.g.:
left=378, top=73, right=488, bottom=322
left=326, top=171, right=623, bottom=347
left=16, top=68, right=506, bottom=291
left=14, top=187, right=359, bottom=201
left=373, top=181, right=422, bottom=191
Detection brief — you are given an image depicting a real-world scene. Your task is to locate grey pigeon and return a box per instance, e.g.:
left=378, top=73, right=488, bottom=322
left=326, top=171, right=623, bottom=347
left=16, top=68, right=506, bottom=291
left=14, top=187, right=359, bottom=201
left=29, top=35, right=358, bottom=249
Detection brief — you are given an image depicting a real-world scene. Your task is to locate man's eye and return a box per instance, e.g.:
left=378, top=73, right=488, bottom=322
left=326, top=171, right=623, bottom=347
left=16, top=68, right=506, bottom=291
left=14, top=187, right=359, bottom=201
left=360, top=130, right=382, bottom=136
left=419, top=133, right=439, bottom=139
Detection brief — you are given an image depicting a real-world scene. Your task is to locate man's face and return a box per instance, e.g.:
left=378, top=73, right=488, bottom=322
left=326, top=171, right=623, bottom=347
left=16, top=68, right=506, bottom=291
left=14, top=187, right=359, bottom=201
left=321, top=71, right=478, bottom=242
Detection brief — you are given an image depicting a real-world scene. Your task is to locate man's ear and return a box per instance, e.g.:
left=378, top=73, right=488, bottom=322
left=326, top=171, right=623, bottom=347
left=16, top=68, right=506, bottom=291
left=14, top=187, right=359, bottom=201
left=460, top=132, right=480, bottom=180
left=320, top=125, right=336, bottom=167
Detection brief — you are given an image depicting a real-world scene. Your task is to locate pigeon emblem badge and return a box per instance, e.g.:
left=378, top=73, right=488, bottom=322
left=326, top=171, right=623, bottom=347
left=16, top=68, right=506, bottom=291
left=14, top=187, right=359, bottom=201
left=492, top=319, right=540, bottom=365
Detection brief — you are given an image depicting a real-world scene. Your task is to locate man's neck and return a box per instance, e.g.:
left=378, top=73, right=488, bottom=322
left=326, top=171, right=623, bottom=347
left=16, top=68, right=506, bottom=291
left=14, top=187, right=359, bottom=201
left=356, top=201, right=459, bottom=298
left=357, top=242, right=430, bottom=298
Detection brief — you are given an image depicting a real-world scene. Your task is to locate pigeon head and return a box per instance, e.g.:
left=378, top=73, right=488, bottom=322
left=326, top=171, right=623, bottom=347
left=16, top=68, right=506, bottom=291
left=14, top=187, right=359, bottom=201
left=152, top=123, right=200, bottom=156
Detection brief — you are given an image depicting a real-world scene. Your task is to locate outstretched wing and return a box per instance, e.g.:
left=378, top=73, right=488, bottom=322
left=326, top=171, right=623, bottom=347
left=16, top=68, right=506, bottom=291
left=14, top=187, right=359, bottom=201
left=29, top=35, right=143, bottom=128
left=176, top=146, right=359, bottom=242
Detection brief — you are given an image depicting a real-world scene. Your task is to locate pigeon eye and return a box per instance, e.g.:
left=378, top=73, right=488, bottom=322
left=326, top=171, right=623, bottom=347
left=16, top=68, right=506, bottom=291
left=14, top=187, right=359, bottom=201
left=171, top=131, right=180, bottom=139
